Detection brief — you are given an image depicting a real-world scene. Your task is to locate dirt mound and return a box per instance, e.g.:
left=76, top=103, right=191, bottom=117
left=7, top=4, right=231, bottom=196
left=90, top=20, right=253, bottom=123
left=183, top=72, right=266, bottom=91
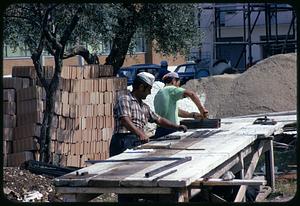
left=3, top=167, right=58, bottom=202
left=185, top=53, right=297, bottom=118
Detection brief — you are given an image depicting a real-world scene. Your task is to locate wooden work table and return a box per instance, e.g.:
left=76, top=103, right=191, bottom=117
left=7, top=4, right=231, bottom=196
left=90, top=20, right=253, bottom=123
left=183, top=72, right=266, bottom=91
left=54, top=111, right=296, bottom=202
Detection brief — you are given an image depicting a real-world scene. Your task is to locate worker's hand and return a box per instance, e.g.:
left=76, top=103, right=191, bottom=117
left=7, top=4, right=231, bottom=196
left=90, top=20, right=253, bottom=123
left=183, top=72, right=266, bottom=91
left=192, top=112, right=204, bottom=120
left=177, top=125, right=187, bottom=133
left=139, top=133, right=149, bottom=143
left=201, top=108, right=209, bottom=119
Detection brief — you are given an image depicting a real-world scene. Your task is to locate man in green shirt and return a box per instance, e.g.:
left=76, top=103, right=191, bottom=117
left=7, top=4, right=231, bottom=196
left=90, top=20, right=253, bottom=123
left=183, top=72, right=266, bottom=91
left=153, top=72, right=208, bottom=138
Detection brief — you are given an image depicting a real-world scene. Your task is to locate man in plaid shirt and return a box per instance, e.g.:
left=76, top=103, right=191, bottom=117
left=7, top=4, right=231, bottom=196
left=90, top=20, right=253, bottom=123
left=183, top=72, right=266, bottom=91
left=110, top=72, right=187, bottom=157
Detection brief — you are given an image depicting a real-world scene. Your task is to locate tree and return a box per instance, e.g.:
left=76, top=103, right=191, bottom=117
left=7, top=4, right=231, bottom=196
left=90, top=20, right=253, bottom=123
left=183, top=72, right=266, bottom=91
left=4, top=3, right=200, bottom=163
left=3, top=3, right=109, bottom=163
left=105, top=3, right=201, bottom=74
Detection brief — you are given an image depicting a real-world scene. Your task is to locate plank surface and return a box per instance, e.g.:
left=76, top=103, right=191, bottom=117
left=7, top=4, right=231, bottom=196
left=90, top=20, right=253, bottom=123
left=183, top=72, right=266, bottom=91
left=55, top=111, right=296, bottom=191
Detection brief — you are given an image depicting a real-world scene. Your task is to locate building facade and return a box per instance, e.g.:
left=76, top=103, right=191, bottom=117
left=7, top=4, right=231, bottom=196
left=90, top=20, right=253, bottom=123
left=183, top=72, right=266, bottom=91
left=3, top=39, right=186, bottom=76
left=198, top=3, right=296, bottom=71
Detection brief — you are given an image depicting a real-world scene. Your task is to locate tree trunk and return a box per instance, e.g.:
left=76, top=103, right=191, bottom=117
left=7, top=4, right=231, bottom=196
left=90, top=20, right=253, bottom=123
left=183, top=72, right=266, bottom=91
left=40, top=91, right=55, bottom=163
left=105, top=32, right=136, bottom=75
left=63, top=45, right=99, bottom=64
left=105, top=6, right=139, bottom=75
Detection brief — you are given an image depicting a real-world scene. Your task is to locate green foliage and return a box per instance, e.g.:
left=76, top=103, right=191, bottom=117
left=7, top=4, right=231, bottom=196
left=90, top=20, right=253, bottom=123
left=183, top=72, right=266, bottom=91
left=141, top=4, right=201, bottom=56
left=3, top=3, right=201, bottom=60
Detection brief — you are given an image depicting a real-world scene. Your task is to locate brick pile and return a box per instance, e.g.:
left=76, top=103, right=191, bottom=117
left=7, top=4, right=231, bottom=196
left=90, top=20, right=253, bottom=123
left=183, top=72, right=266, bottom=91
left=3, top=77, right=35, bottom=166
left=3, top=65, right=127, bottom=168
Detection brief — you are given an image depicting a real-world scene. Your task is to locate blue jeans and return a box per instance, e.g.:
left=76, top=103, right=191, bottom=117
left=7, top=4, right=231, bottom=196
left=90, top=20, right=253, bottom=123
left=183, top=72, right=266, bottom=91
left=109, top=133, right=142, bottom=157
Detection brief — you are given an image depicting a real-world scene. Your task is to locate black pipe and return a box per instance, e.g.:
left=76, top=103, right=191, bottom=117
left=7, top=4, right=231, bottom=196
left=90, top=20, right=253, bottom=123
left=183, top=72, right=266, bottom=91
left=145, top=156, right=192, bottom=178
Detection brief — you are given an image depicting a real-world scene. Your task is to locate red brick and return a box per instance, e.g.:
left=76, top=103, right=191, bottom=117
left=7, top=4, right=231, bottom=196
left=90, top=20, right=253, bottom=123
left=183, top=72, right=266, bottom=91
left=3, top=89, right=15, bottom=102
left=13, top=137, right=39, bottom=153
left=3, top=102, right=16, bottom=115
left=12, top=66, right=36, bottom=79
left=17, top=86, right=45, bottom=101
left=17, top=111, right=44, bottom=126
left=17, top=99, right=44, bottom=115
left=14, top=124, right=41, bottom=140
left=3, top=77, right=30, bottom=90
left=3, top=114, right=16, bottom=128
left=7, top=151, right=34, bottom=167
left=3, top=128, right=14, bottom=141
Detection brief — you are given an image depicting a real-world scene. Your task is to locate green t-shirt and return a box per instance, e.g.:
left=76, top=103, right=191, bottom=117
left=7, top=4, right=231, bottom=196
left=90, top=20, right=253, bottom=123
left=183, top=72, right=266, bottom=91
left=154, top=85, right=185, bottom=124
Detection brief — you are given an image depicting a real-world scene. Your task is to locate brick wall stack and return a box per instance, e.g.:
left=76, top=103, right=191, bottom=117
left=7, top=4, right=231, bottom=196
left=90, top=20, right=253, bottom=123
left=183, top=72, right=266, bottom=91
left=50, top=65, right=127, bottom=167
left=3, top=76, right=36, bottom=166
left=2, top=65, right=127, bottom=168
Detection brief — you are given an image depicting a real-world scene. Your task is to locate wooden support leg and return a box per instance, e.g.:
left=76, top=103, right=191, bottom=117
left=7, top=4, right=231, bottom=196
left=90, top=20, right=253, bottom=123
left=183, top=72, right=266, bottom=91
left=239, top=152, right=245, bottom=202
left=265, top=139, right=275, bottom=191
left=165, top=188, right=189, bottom=202
left=234, top=140, right=265, bottom=202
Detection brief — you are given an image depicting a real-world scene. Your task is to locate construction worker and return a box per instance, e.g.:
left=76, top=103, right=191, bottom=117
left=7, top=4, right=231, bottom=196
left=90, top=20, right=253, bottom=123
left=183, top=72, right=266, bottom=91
left=158, top=60, right=170, bottom=81
left=109, top=72, right=187, bottom=157
left=153, top=72, right=208, bottom=138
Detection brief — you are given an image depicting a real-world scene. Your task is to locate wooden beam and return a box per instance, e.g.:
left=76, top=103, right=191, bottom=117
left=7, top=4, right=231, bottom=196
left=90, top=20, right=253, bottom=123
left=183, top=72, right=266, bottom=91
left=56, top=186, right=172, bottom=194
left=191, top=178, right=267, bottom=187
left=255, top=186, right=272, bottom=202
left=265, top=140, right=275, bottom=190
left=239, top=152, right=245, bottom=202
left=210, top=193, right=227, bottom=202
left=234, top=140, right=265, bottom=202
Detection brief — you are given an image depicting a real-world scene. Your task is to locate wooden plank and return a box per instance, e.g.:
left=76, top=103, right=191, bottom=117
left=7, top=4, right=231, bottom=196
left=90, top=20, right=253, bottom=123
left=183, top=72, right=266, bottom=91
left=191, top=178, right=266, bottom=186
left=231, top=110, right=296, bottom=118
left=56, top=186, right=172, bottom=194
left=87, top=132, right=266, bottom=187
left=88, top=161, right=156, bottom=187
left=54, top=151, right=151, bottom=187
left=265, top=140, right=275, bottom=190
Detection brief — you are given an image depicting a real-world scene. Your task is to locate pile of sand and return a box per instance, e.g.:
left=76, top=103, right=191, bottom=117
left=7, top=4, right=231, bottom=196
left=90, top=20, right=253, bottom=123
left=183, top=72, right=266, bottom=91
left=184, top=53, right=297, bottom=118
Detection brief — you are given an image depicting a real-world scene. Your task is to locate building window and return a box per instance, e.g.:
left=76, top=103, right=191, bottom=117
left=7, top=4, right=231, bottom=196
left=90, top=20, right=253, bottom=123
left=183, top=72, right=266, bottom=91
left=4, top=35, right=146, bottom=58
left=4, top=44, right=30, bottom=57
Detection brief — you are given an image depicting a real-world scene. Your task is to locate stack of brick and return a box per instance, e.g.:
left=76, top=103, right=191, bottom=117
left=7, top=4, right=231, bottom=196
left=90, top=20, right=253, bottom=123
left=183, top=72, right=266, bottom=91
left=15, top=86, right=46, bottom=161
left=3, top=64, right=127, bottom=168
left=3, top=76, right=36, bottom=166
left=50, top=65, right=127, bottom=167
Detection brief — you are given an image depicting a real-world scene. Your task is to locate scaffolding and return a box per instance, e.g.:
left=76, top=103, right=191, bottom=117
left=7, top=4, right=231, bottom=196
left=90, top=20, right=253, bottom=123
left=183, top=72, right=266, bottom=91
left=202, top=3, right=297, bottom=69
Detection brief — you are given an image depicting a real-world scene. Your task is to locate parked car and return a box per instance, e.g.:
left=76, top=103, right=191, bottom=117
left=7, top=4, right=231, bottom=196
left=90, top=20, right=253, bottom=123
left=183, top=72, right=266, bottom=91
left=117, top=64, right=163, bottom=85
left=174, top=63, right=210, bottom=85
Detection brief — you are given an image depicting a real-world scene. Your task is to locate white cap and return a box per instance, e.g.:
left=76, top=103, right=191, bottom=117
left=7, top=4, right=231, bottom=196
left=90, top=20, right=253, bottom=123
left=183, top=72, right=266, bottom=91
left=162, top=72, right=179, bottom=80
left=137, top=72, right=155, bottom=86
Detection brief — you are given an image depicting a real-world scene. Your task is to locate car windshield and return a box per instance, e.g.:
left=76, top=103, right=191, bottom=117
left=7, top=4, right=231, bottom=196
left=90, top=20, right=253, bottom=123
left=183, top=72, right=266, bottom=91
left=185, top=65, right=195, bottom=73
left=175, top=64, right=196, bottom=73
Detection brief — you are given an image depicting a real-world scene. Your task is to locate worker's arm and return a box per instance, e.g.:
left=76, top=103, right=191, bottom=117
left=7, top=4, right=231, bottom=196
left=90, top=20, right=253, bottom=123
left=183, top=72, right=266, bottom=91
left=120, top=116, right=148, bottom=142
left=155, top=117, right=187, bottom=132
left=178, top=108, right=204, bottom=119
left=183, top=90, right=209, bottom=118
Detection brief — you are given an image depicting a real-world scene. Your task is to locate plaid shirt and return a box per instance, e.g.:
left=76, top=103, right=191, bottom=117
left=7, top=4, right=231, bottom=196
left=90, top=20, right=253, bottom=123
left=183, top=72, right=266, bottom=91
left=113, top=91, right=160, bottom=134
